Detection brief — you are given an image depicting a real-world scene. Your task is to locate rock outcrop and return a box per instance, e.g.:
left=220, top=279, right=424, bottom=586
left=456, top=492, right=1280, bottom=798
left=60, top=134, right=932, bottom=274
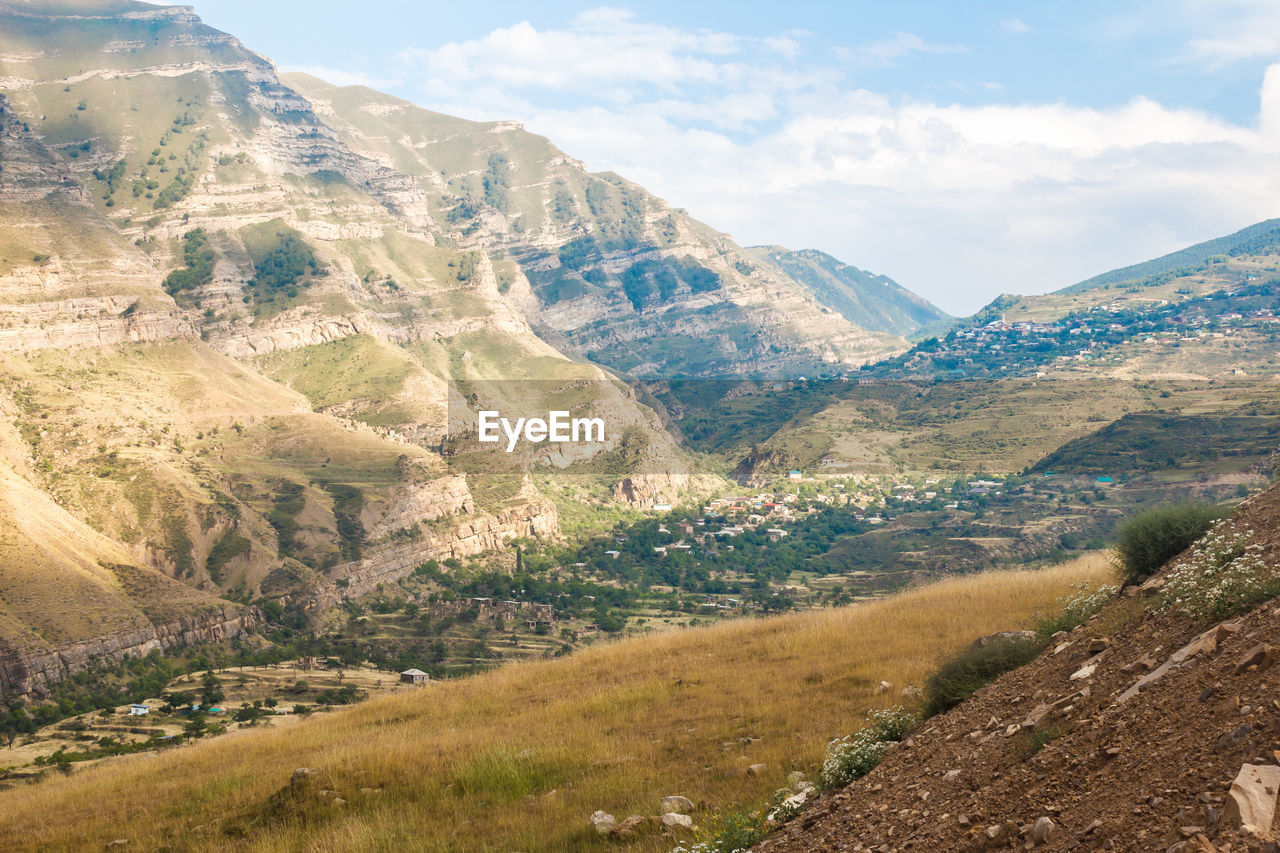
left=0, top=604, right=257, bottom=697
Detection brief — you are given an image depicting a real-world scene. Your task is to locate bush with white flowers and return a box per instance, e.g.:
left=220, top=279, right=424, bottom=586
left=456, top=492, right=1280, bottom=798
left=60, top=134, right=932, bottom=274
left=819, top=706, right=919, bottom=790
left=1161, top=521, right=1277, bottom=619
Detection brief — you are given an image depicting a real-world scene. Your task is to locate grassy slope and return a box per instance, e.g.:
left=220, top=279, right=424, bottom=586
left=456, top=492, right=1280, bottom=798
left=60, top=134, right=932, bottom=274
left=0, top=556, right=1110, bottom=852
left=0, top=453, right=221, bottom=647
left=1064, top=217, right=1280, bottom=293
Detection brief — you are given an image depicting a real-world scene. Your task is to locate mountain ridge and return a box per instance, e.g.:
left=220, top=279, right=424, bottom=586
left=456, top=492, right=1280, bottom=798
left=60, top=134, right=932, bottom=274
left=747, top=244, right=951, bottom=339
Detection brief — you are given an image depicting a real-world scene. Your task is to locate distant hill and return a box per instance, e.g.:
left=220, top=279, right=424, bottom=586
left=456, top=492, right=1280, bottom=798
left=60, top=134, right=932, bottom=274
left=1065, top=217, right=1280, bottom=293
left=749, top=246, right=951, bottom=339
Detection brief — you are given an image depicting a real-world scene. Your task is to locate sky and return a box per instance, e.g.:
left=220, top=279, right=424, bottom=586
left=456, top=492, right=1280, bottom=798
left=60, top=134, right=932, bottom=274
left=173, top=1, right=1280, bottom=314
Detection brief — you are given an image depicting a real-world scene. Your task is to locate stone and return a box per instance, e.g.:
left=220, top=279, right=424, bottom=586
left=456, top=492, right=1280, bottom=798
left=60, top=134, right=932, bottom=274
left=1116, top=624, right=1232, bottom=705
left=590, top=810, right=616, bottom=834
left=1235, top=644, right=1276, bottom=674
left=1032, top=816, right=1055, bottom=845
left=787, top=771, right=806, bottom=788
left=1122, top=655, right=1157, bottom=674
left=660, top=795, right=694, bottom=814
left=609, top=815, right=652, bottom=838
left=1087, top=638, right=1111, bottom=654
left=1069, top=663, right=1097, bottom=681
left=104, top=842, right=129, bottom=850
left=874, top=680, right=892, bottom=695
left=1215, top=724, right=1253, bottom=752
left=291, top=767, right=320, bottom=785
left=660, top=812, right=695, bottom=830
left=747, top=763, right=767, bottom=777
left=1222, top=763, right=1280, bottom=836
left=970, top=630, right=1038, bottom=649
left=943, top=769, right=962, bottom=782
left=985, top=824, right=1002, bottom=839
left=1138, top=575, right=1166, bottom=595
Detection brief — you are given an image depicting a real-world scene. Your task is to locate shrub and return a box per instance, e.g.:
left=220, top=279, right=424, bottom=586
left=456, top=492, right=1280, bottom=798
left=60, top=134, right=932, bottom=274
left=819, top=706, right=919, bottom=789
left=1113, top=502, right=1227, bottom=585
left=923, top=635, right=1042, bottom=717
left=1161, top=521, right=1279, bottom=620
left=671, top=810, right=766, bottom=853
left=1033, top=581, right=1118, bottom=639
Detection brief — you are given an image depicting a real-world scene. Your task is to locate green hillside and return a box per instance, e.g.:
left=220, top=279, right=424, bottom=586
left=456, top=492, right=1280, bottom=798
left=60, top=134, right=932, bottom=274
left=748, top=246, right=951, bottom=339
left=1064, top=217, right=1280, bottom=293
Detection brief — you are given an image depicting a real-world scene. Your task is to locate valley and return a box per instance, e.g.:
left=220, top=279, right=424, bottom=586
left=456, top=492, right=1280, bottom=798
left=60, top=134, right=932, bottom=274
left=1, top=2, right=1279, bottom=851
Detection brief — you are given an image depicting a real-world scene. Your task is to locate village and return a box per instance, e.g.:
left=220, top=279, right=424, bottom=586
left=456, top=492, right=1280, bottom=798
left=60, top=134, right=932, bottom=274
left=870, top=277, right=1280, bottom=379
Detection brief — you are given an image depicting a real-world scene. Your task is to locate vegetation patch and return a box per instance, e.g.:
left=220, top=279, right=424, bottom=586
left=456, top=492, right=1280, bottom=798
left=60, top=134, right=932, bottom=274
left=923, top=634, right=1043, bottom=717
left=322, top=483, right=365, bottom=563
left=819, top=706, right=918, bottom=788
left=1160, top=520, right=1280, bottom=619
left=1034, top=581, right=1118, bottom=638
left=269, top=482, right=306, bottom=559
left=162, top=228, right=216, bottom=296
left=1113, top=501, right=1227, bottom=584
left=206, top=529, right=250, bottom=585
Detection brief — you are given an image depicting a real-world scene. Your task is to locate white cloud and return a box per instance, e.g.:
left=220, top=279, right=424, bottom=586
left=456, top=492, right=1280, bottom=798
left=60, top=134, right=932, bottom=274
left=1000, top=18, right=1033, bottom=35
left=392, top=10, right=1280, bottom=314
left=841, top=31, right=968, bottom=67
left=1176, top=0, right=1280, bottom=66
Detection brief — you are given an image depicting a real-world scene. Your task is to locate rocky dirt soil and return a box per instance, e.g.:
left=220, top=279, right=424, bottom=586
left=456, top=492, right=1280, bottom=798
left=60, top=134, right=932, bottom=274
left=756, top=486, right=1280, bottom=852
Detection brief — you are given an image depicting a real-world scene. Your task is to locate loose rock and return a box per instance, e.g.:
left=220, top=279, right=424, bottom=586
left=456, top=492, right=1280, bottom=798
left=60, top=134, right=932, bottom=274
left=1222, top=763, right=1280, bottom=836
left=1032, top=816, right=1055, bottom=845
left=1234, top=643, right=1275, bottom=674
left=660, top=795, right=694, bottom=814
left=590, top=810, right=616, bottom=834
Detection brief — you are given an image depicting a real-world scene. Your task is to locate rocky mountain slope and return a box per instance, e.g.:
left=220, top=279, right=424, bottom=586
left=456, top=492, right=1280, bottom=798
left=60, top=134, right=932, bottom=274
left=0, top=0, right=746, bottom=693
left=282, top=74, right=905, bottom=377
left=758, top=482, right=1280, bottom=852
left=747, top=245, right=951, bottom=340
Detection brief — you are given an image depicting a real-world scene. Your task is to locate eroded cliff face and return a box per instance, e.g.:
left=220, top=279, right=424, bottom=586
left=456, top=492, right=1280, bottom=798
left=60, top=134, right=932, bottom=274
left=286, top=74, right=910, bottom=378
left=0, top=0, right=777, bottom=692
left=0, top=603, right=257, bottom=697
left=336, top=496, right=559, bottom=600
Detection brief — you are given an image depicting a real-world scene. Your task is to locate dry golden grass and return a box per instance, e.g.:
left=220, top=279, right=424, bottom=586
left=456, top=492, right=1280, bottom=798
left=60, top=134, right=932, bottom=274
left=0, top=555, right=1111, bottom=852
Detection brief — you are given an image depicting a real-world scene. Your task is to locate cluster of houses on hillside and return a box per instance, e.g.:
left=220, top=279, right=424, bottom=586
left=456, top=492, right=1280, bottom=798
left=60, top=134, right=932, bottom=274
left=429, top=597, right=557, bottom=631
left=875, top=282, right=1280, bottom=379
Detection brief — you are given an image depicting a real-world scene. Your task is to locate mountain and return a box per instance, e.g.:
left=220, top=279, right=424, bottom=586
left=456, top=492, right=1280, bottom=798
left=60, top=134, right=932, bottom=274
left=0, top=0, right=727, bottom=691
left=747, top=245, right=951, bottom=339
left=1065, top=217, right=1280, bottom=293
left=861, top=218, right=1280, bottom=382
left=282, top=74, right=907, bottom=377
left=0, top=0, right=929, bottom=694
